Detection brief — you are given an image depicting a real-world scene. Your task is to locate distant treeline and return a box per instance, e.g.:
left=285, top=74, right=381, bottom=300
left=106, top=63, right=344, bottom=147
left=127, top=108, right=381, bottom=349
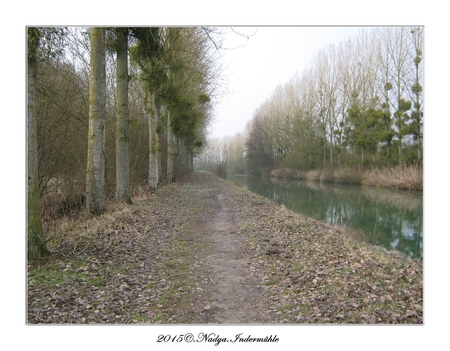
left=196, top=27, right=423, bottom=182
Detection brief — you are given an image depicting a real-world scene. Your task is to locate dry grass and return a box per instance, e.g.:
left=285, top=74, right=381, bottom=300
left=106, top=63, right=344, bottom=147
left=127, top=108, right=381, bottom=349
left=295, top=170, right=307, bottom=179
left=332, top=167, right=364, bottom=184
left=362, top=166, right=422, bottom=190
left=319, top=168, right=334, bottom=182
left=269, top=166, right=422, bottom=190
left=305, top=170, right=321, bottom=181
left=270, top=168, right=296, bottom=178
left=41, top=181, right=155, bottom=239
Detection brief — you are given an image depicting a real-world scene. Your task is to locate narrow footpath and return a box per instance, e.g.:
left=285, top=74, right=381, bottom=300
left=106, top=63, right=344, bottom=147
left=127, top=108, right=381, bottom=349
left=28, top=172, right=422, bottom=324
left=205, top=192, right=268, bottom=323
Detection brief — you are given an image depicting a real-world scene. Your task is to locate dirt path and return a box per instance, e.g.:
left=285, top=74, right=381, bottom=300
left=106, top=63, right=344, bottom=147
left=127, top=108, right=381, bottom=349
left=205, top=192, right=268, bottom=323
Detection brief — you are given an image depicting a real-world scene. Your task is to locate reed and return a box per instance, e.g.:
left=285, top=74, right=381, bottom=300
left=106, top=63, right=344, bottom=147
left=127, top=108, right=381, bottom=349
left=332, top=167, right=364, bottom=184
left=319, top=168, right=334, bottom=183
left=305, top=170, right=321, bottom=181
left=362, top=166, right=423, bottom=190
left=269, top=168, right=296, bottom=178
left=269, top=165, right=422, bottom=191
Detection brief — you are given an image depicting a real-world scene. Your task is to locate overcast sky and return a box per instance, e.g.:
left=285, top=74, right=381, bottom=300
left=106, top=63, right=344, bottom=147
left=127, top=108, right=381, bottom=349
left=210, top=26, right=362, bottom=139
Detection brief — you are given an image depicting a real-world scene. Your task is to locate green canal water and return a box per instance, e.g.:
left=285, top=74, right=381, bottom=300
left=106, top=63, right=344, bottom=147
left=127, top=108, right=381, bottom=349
left=228, top=174, right=423, bottom=259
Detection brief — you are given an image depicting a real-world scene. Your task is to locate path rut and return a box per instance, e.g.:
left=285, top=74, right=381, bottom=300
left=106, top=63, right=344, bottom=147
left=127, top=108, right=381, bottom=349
left=203, top=192, right=268, bottom=324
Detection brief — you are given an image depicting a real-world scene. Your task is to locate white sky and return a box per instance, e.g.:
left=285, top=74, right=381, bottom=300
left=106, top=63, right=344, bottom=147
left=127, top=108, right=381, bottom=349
left=210, top=26, right=361, bottom=139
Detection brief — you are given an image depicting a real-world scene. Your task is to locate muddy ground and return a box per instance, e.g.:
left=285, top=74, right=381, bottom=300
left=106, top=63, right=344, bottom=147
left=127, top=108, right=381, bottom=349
left=27, top=172, right=422, bottom=324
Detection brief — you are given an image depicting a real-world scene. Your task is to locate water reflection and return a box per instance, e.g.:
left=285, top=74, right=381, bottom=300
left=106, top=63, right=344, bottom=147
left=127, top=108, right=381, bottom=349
left=228, top=175, right=423, bottom=259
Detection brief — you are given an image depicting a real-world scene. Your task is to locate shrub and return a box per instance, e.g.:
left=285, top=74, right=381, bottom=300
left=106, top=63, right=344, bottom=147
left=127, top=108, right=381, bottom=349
left=305, top=170, right=321, bottom=181
left=333, top=167, right=364, bottom=184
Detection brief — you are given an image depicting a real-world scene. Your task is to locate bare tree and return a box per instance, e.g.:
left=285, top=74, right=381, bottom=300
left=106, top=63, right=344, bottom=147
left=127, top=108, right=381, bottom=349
left=115, top=28, right=132, bottom=203
left=407, top=27, right=424, bottom=165
left=85, top=27, right=107, bottom=216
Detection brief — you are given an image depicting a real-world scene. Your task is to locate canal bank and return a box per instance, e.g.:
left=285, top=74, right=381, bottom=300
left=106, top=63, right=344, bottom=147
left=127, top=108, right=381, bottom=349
left=28, top=171, right=422, bottom=324
left=228, top=174, right=423, bottom=259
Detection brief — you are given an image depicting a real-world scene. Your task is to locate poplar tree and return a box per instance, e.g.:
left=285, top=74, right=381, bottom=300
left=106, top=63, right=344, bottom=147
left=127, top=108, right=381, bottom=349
left=115, top=28, right=131, bottom=203
left=408, top=27, right=423, bottom=166
left=148, top=90, right=160, bottom=188
left=28, top=28, right=49, bottom=259
left=85, top=27, right=107, bottom=216
left=129, top=27, right=162, bottom=188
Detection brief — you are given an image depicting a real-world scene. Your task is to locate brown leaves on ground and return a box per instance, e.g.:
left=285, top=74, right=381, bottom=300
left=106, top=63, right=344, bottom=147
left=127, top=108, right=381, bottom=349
left=229, top=181, right=423, bottom=324
left=28, top=177, right=215, bottom=324
left=27, top=172, right=422, bottom=324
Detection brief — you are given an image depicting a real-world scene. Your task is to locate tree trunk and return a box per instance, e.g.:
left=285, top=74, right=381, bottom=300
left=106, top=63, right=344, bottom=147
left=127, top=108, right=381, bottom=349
left=387, top=142, right=391, bottom=167
left=85, top=27, right=107, bottom=216
left=27, top=28, right=49, bottom=259
left=115, top=28, right=131, bottom=203
left=148, top=90, right=159, bottom=188
left=176, top=136, right=183, bottom=179
left=167, top=111, right=174, bottom=183
left=329, top=138, right=333, bottom=168
left=188, top=151, right=193, bottom=173
left=155, top=96, right=162, bottom=183
left=173, top=133, right=179, bottom=180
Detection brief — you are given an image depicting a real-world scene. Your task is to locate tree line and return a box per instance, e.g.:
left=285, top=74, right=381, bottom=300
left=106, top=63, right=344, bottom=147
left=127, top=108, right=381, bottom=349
left=27, top=27, right=228, bottom=259
left=196, top=27, right=423, bottom=177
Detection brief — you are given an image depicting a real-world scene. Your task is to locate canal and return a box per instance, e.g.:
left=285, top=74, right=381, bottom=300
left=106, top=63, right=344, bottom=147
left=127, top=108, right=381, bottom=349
left=228, top=174, right=423, bottom=259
